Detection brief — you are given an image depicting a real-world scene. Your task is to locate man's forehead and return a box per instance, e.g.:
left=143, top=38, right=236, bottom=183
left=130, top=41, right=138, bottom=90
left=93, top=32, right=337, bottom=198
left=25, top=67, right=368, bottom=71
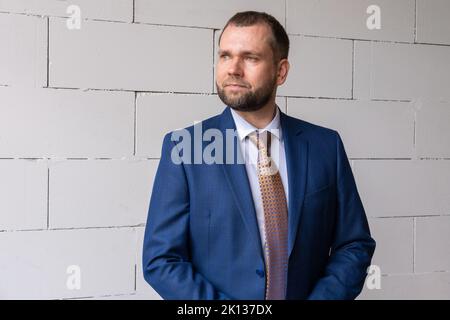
left=219, top=24, right=272, bottom=52
left=221, top=23, right=271, bottom=40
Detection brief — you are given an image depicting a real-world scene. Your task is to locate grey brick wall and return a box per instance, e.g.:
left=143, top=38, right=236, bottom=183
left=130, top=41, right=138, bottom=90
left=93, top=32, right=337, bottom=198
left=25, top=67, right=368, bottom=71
left=0, top=0, right=449, bottom=300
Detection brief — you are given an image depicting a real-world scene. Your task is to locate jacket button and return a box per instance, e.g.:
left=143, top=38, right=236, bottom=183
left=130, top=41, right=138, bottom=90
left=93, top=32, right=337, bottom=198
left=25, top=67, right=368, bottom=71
left=255, top=269, right=265, bottom=278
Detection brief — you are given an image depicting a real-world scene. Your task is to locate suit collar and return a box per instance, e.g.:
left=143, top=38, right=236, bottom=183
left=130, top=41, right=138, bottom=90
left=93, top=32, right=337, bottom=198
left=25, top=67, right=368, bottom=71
left=279, top=110, right=309, bottom=257
left=229, top=105, right=283, bottom=142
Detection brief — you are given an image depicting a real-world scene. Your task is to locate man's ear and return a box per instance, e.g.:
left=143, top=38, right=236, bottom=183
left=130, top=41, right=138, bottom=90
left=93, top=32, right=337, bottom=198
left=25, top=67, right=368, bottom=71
left=276, top=59, right=290, bottom=86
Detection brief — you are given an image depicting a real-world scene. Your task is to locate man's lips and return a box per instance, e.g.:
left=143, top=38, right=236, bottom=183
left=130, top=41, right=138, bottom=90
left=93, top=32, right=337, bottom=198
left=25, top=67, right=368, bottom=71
left=224, top=83, right=249, bottom=89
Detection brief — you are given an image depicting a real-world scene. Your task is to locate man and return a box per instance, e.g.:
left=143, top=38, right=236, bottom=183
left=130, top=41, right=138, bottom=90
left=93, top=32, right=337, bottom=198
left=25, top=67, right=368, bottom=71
left=142, top=11, right=375, bottom=300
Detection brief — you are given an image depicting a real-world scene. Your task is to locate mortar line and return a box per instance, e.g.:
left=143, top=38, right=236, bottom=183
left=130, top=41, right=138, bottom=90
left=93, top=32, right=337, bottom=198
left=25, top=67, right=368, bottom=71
left=0, top=11, right=220, bottom=30
left=413, top=217, right=416, bottom=273
left=46, top=16, right=49, bottom=87
left=413, top=109, right=417, bottom=151
left=47, top=166, right=50, bottom=229
left=42, top=86, right=447, bottom=104
left=285, top=96, right=288, bottom=114
left=134, top=92, right=137, bottom=156
left=0, top=157, right=162, bottom=160
left=1, top=226, right=147, bottom=234
left=212, top=30, right=216, bottom=93
left=134, top=264, right=137, bottom=292
left=351, top=40, right=355, bottom=99
left=288, top=33, right=450, bottom=48
left=414, top=0, right=417, bottom=43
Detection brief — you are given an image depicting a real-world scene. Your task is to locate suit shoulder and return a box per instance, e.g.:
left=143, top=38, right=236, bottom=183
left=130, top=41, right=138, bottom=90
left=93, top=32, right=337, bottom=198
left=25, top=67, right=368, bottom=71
left=286, top=114, right=338, bottom=140
left=163, top=111, right=223, bottom=139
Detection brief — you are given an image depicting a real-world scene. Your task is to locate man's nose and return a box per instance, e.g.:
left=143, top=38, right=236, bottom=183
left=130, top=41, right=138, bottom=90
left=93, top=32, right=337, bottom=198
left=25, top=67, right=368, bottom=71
left=227, top=58, right=244, bottom=77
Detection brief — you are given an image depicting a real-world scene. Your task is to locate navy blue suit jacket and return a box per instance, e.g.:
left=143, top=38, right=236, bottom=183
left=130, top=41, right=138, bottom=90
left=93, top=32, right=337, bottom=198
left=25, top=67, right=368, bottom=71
left=143, top=106, right=375, bottom=300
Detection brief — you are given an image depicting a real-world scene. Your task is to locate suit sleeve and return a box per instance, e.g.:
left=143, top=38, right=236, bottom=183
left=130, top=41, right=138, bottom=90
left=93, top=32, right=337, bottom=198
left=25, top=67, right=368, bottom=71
left=142, top=132, right=232, bottom=300
left=307, top=132, right=376, bottom=300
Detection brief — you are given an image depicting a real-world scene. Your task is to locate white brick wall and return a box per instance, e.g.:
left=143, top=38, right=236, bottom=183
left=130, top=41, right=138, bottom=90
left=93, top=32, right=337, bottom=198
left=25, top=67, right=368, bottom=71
left=49, top=18, right=213, bottom=92
left=354, top=160, right=450, bottom=218
left=134, top=0, right=285, bottom=29
left=0, top=13, right=47, bottom=87
left=0, top=0, right=134, bottom=22
left=287, top=99, right=414, bottom=158
left=0, top=0, right=448, bottom=300
left=0, top=160, right=48, bottom=231
left=279, top=36, right=353, bottom=98
left=416, top=0, right=450, bottom=45
left=354, top=41, right=450, bottom=101
left=0, top=228, right=136, bottom=299
left=0, top=87, right=134, bottom=157
left=286, top=0, right=415, bottom=42
left=49, top=159, right=156, bottom=229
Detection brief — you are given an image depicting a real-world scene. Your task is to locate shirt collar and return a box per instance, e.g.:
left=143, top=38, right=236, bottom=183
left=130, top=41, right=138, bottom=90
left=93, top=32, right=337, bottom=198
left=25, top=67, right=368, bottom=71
left=230, top=105, right=282, bottom=142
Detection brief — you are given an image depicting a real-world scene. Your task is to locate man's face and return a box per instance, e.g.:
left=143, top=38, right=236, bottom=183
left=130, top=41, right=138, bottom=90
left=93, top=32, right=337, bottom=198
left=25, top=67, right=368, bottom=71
left=216, top=24, right=278, bottom=112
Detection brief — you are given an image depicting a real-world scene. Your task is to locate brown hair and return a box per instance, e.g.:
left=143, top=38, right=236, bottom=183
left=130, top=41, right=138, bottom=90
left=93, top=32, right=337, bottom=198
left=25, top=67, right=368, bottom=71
left=218, top=11, right=290, bottom=62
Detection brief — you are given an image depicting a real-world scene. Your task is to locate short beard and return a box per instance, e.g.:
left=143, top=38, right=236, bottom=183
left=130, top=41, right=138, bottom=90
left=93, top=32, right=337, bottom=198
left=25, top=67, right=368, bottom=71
left=216, top=76, right=277, bottom=112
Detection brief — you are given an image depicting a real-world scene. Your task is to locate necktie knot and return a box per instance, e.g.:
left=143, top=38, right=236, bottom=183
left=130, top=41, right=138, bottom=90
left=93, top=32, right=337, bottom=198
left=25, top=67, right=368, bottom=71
left=248, top=130, right=271, bottom=153
left=248, top=131, right=278, bottom=175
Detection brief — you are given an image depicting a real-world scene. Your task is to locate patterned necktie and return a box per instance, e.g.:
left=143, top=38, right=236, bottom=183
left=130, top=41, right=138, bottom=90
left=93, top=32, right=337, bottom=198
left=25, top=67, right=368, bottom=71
left=248, top=130, right=288, bottom=300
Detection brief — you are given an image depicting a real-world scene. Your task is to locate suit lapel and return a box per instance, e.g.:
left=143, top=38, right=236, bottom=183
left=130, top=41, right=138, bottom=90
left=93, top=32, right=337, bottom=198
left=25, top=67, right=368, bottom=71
left=280, top=112, right=309, bottom=258
left=218, top=107, right=265, bottom=260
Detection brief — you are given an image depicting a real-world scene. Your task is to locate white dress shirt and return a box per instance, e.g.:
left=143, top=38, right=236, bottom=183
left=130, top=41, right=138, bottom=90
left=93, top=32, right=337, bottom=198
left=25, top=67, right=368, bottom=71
left=230, top=106, right=289, bottom=256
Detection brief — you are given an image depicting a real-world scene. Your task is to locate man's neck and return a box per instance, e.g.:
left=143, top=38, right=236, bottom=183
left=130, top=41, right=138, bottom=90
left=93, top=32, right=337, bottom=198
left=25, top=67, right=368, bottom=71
left=233, top=101, right=277, bottom=129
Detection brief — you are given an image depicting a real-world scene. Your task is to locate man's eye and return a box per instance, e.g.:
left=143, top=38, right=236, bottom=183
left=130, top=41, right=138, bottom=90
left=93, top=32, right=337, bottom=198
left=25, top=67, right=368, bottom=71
left=245, top=56, right=258, bottom=61
left=220, top=54, right=230, bottom=59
